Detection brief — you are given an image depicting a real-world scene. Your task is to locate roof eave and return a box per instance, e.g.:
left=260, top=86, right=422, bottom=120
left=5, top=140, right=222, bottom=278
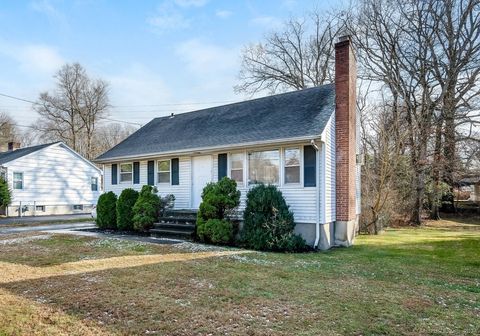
left=94, top=135, right=322, bottom=163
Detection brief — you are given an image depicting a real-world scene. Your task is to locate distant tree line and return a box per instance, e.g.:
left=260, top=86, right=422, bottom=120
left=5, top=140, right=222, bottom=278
left=236, top=0, right=480, bottom=231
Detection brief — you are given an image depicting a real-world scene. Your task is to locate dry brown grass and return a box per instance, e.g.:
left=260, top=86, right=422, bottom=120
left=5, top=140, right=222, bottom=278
left=0, top=220, right=478, bottom=335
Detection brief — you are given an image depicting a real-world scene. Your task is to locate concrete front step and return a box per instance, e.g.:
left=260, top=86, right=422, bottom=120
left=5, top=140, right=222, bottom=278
left=150, top=228, right=194, bottom=239
left=150, top=219, right=196, bottom=239
left=158, top=216, right=196, bottom=225
left=163, top=209, right=198, bottom=218
left=153, top=222, right=195, bottom=230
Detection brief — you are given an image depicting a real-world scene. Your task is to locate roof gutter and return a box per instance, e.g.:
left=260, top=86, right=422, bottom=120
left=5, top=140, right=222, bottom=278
left=94, top=135, right=321, bottom=163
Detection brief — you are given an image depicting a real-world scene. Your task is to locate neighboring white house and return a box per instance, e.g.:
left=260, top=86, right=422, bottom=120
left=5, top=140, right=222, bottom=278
left=0, top=141, right=102, bottom=217
left=95, top=36, right=361, bottom=250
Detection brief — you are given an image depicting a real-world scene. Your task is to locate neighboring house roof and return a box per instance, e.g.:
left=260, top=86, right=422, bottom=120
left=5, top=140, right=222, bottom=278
left=0, top=142, right=60, bottom=165
left=96, top=83, right=335, bottom=162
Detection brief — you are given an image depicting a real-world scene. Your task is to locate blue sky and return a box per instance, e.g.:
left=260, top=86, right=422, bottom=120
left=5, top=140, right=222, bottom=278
left=0, top=0, right=330, bottom=127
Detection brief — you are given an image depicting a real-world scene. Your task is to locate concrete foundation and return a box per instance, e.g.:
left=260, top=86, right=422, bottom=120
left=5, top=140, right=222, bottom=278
left=6, top=204, right=94, bottom=217
left=294, top=222, right=335, bottom=250
left=334, top=216, right=359, bottom=247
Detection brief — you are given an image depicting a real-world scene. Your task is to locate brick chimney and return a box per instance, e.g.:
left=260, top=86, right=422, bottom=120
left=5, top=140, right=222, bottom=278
left=334, top=35, right=357, bottom=246
left=7, top=142, right=21, bottom=151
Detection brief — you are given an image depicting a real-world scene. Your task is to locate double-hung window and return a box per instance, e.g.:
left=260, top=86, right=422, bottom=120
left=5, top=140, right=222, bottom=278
left=13, top=172, right=23, bottom=190
left=248, top=150, right=280, bottom=185
left=91, top=177, right=98, bottom=191
left=157, top=160, right=171, bottom=184
left=230, top=153, right=244, bottom=183
left=120, top=163, right=133, bottom=183
left=284, top=148, right=301, bottom=184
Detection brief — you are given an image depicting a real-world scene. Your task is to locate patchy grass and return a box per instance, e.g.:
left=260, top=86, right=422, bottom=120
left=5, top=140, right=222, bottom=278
left=0, top=234, right=183, bottom=267
left=0, top=219, right=479, bottom=335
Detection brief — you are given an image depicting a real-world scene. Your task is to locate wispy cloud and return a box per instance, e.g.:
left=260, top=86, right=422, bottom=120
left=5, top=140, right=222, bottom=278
left=250, top=15, right=282, bottom=30
left=29, top=0, right=68, bottom=28
left=175, top=38, right=238, bottom=75
left=281, top=0, right=297, bottom=10
left=215, top=9, right=233, bottom=19
left=147, top=1, right=194, bottom=34
left=0, top=39, right=65, bottom=75
left=174, top=0, right=208, bottom=8
left=106, top=63, right=172, bottom=118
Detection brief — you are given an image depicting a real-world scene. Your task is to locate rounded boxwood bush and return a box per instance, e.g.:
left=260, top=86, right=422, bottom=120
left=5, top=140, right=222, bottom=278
left=133, top=185, right=160, bottom=231
left=196, top=177, right=240, bottom=244
left=96, top=191, right=117, bottom=229
left=197, top=219, right=234, bottom=244
left=116, top=188, right=139, bottom=231
left=241, top=184, right=306, bottom=252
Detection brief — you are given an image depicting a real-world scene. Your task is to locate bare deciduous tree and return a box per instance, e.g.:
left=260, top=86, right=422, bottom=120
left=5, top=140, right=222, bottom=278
left=33, top=63, right=109, bottom=159
left=235, top=11, right=348, bottom=95
left=92, top=122, right=137, bottom=159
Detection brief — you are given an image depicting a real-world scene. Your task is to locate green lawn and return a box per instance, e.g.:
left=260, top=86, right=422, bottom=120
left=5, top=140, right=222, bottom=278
left=0, top=217, right=479, bottom=335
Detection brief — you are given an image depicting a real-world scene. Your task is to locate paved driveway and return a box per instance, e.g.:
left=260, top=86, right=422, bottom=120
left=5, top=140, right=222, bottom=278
left=0, top=222, right=95, bottom=234
left=0, top=214, right=92, bottom=225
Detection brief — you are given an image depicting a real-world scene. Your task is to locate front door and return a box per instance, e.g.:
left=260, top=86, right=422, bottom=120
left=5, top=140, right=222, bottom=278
left=192, top=155, right=213, bottom=208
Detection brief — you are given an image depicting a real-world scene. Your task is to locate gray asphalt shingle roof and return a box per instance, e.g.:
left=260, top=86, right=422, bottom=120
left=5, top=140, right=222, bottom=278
left=0, top=142, right=59, bottom=165
left=96, top=84, right=335, bottom=161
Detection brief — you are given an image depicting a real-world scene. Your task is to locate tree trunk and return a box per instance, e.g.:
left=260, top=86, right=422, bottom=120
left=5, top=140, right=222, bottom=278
left=430, top=119, right=443, bottom=220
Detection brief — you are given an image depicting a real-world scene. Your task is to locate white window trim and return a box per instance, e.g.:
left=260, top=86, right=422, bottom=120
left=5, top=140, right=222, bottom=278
left=283, top=147, right=302, bottom=186
left=157, top=159, right=171, bottom=185
left=119, top=163, right=133, bottom=184
left=13, top=171, right=24, bottom=190
left=228, top=152, right=245, bottom=187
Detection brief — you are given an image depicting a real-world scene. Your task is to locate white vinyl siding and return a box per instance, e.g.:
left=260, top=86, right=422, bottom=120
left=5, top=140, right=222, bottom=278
left=103, top=140, right=328, bottom=224
left=4, top=143, right=102, bottom=209
left=104, top=157, right=191, bottom=209
left=322, top=113, right=336, bottom=223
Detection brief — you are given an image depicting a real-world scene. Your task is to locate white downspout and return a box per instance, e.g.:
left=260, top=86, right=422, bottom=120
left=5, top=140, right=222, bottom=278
left=311, top=139, right=321, bottom=249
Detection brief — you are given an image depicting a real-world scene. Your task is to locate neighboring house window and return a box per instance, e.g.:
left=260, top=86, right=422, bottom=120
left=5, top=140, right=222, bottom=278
left=73, top=204, right=84, bottom=210
left=284, top=148, right=301, bottom=184
left=13, top=172, right=23, bottom=189
left=120, top=163, right=133, bottom=183
left=248, top=150, right=279, bottom=185
left=157, top=160, right=171, bottom=184
left=230, top=153, right=244, bottom=183
left=36, top=205, right=45, bottom=212
left=91, top=177, right=98, bottom=191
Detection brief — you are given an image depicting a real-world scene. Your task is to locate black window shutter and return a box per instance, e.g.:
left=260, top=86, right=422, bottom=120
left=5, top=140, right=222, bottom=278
left=111, top=164, right=118, bottom=185
left=304, top=145, right=317, bottom=187
left=133, top=162, right=140, bottom=184
left=171, top=158, right=179, bottom=185
left=218, top=153, right=228, bottom=180
left=147, top=160, right=155, bottom=185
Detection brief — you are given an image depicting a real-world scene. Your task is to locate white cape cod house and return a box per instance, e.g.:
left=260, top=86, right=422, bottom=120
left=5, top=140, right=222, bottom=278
left=95, top=36, right=360, bottom=250
left=0, top=141, right=102, bottom=217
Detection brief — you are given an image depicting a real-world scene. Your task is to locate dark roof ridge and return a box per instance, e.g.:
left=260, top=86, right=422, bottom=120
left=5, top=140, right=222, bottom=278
left=152, top=83, right=335, bottom=122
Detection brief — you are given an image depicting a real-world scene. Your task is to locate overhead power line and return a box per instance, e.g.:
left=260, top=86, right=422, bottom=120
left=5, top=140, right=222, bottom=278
left=0, top=91, right=142, bottom=126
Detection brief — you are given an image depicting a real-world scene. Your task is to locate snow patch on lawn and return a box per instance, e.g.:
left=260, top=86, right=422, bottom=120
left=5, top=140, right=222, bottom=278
left=0, top=234, right=52, bottom=245
left=85, top=238, right=150, bottom=251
